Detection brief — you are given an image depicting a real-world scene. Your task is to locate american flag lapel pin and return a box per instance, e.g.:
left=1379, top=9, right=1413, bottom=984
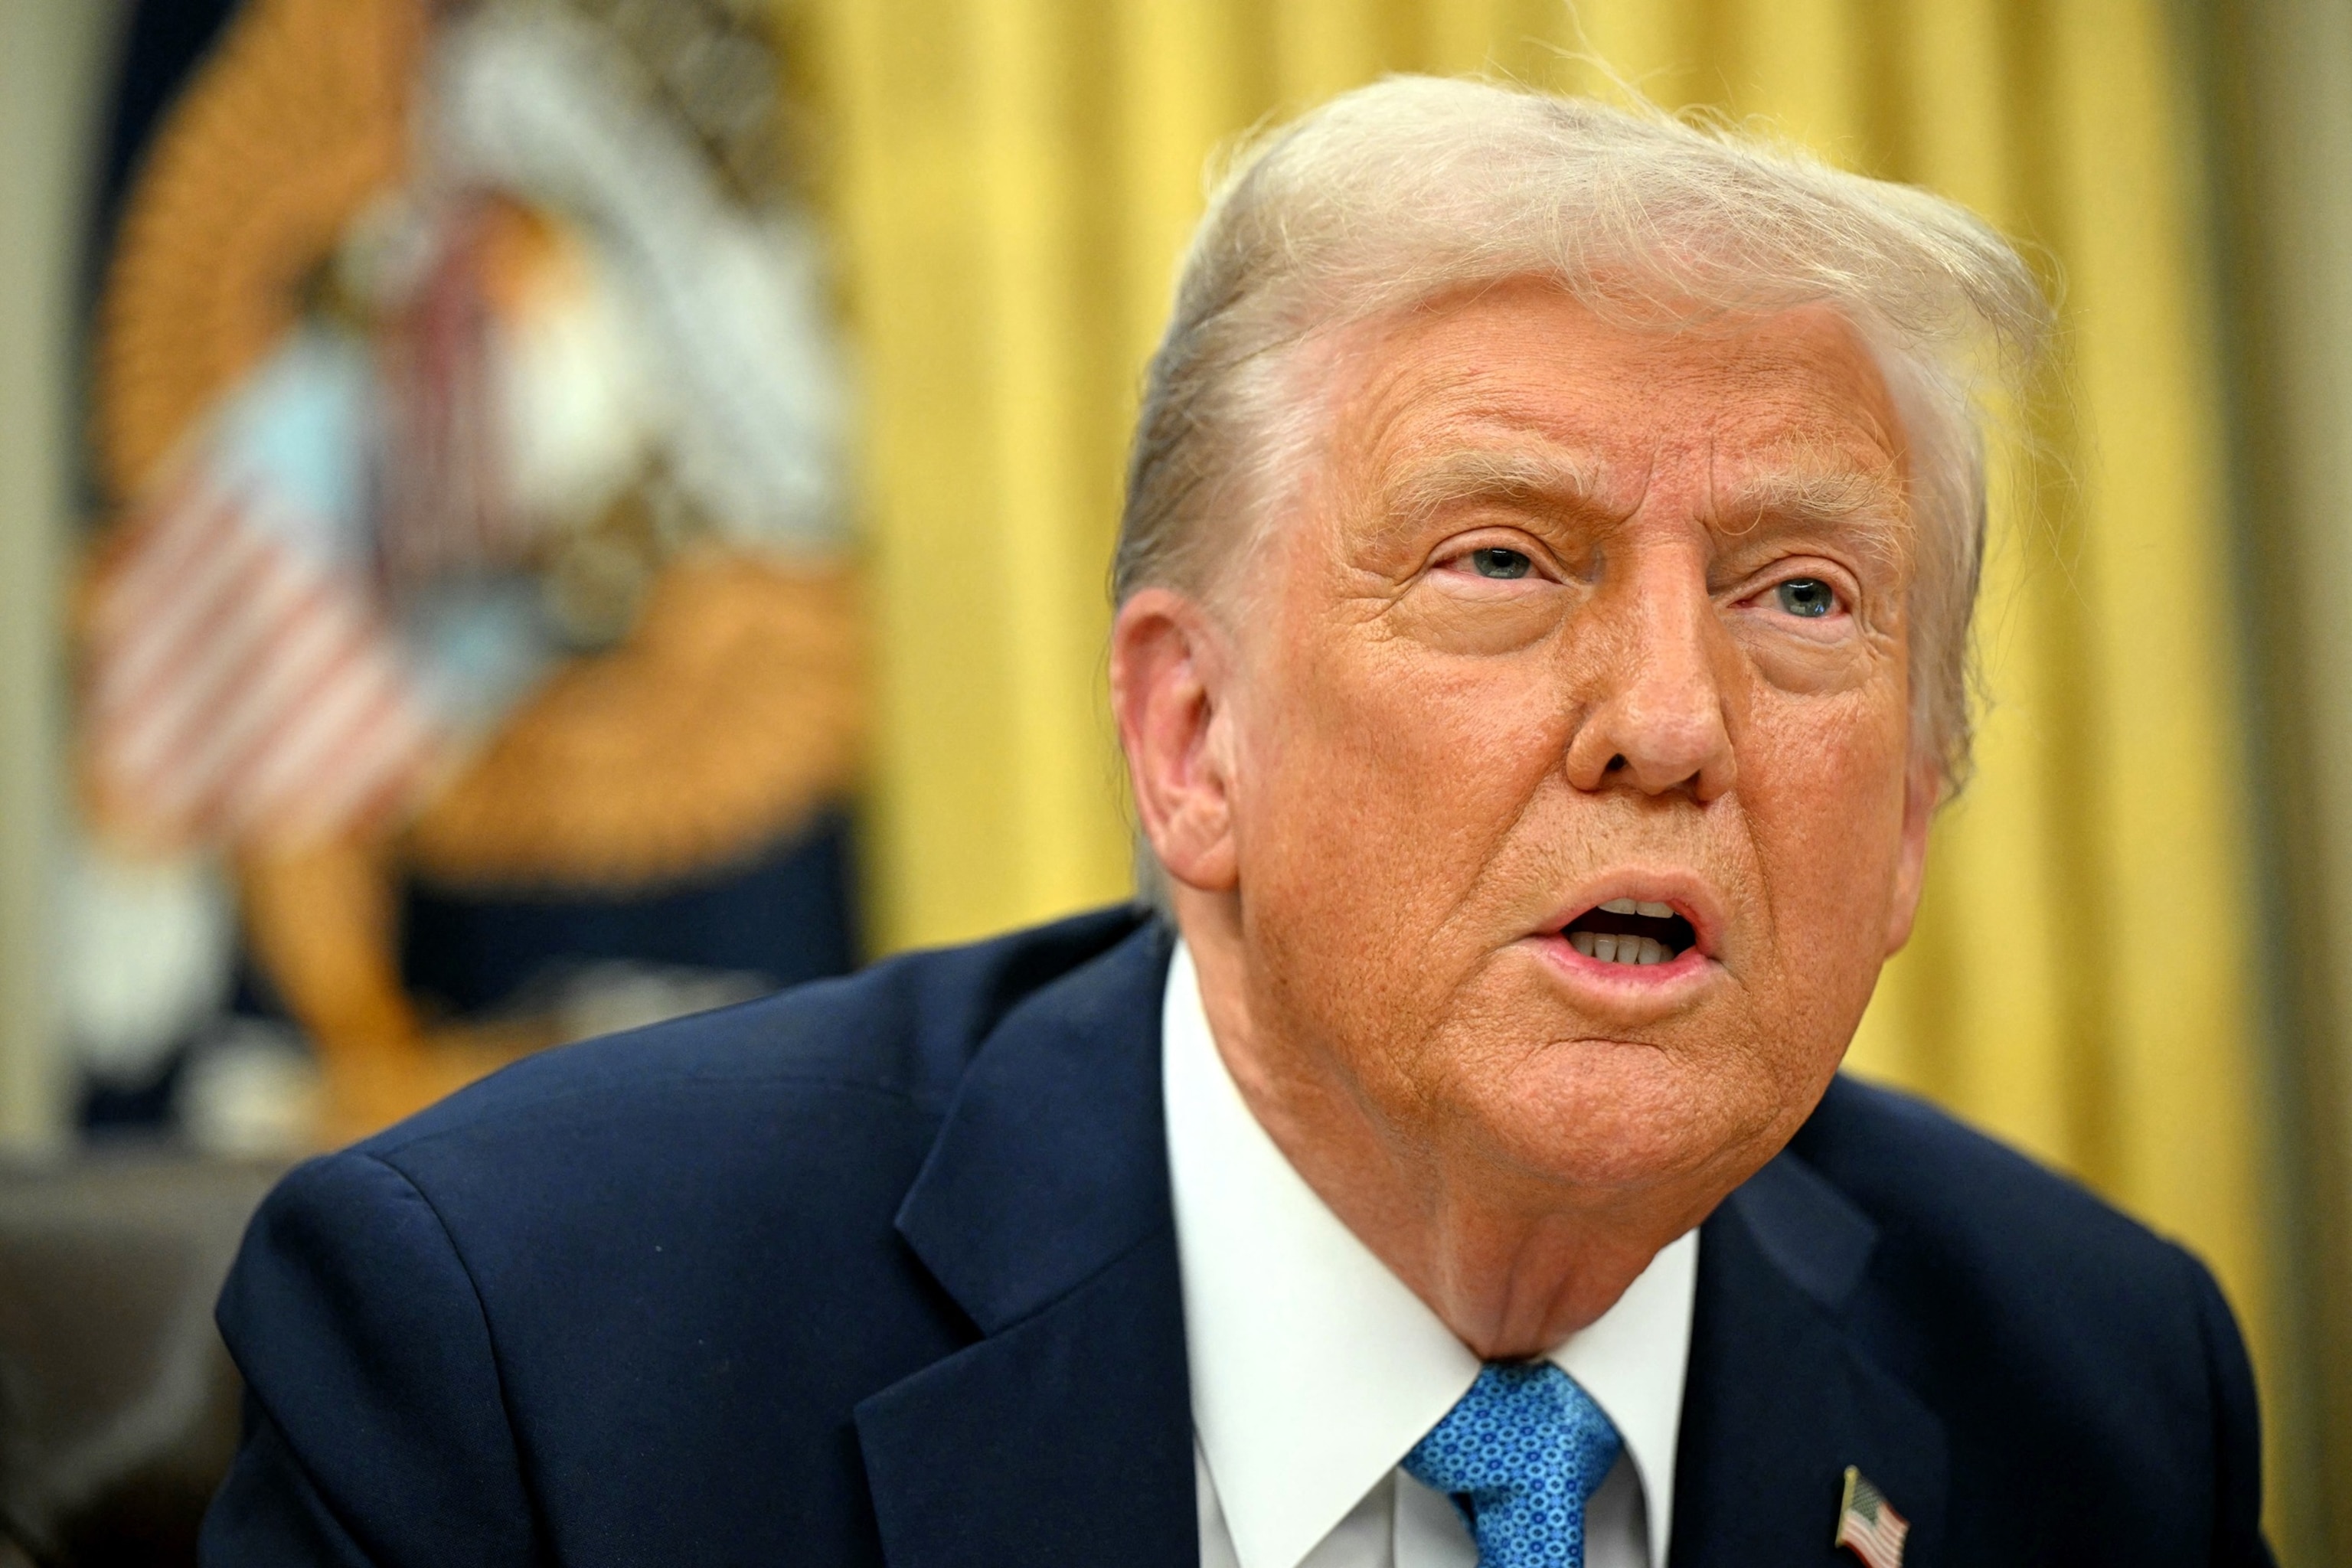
left=1834, top=1465, right=1910, bottom=1568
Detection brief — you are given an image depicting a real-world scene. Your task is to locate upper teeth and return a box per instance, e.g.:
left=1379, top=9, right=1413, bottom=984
left=1599, top=897, right=1675, bottom=918
left=1570, top=930, right=1670, bottom=965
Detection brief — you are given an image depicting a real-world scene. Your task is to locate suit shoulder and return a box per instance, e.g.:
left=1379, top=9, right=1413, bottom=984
left=1785, top=1079, right=2265, bottom=1559
left=1792, top=1073, right=2218, bottom=1366
left=1795, top=1073, right=2188, bottom=1274
left=227, top=906, right=1161, bottom=1380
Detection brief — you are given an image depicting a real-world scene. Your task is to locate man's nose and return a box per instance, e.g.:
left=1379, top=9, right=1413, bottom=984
left=1562, top=547, right=1738, bottom=802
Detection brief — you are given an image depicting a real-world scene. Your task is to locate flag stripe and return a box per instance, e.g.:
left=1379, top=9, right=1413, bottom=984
left=95, top=511, right=274, bottom=709
left=103, top=542, right=318, bottom=776
left=93, top=481, right=240, bottom=636
left=147, top=608, right=378, bottom=825
left=85, top=475, right=441, bottom=845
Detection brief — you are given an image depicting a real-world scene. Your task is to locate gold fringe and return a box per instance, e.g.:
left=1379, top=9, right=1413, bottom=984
left=403, top=554, right=867, bottom=891
left=93, top=0, right=423, bottom=500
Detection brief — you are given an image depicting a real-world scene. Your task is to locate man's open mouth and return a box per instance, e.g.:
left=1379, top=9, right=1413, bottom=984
left=1562, top=899, right=1698, bottom=967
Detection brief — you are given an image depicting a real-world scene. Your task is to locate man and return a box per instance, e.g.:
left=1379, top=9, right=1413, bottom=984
left=201, top=79, right=2272, bottom=1567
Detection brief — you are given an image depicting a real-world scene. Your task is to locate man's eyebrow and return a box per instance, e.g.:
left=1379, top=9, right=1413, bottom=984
left=1385, top=449, right=1613, bottom=529
left=1711, top=466, right=1910, bottom=559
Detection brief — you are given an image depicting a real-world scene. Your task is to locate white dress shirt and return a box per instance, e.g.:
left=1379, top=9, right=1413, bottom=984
left=1162, top=942, right=1698, bottom=1568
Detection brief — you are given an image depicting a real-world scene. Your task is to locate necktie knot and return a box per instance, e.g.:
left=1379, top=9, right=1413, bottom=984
left=1401, top=1361, right=1622, bottom=1568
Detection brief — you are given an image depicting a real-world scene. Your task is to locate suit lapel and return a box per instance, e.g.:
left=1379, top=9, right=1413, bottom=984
left=856, top=920, right=1195, bottom=1568
left=1670, top=1149, right=1948, bottom=1567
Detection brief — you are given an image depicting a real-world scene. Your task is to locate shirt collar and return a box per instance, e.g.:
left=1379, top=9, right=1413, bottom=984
left=1162, top=940, right=1696, bottom=1568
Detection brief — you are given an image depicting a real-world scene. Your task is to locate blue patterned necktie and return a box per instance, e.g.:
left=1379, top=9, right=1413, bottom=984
left=1401, top=1361, right=1624, bottom=1568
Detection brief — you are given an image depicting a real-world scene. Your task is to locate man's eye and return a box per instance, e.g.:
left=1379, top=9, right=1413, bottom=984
left=1775, top=578, right=1837, bottom=618
left=1467, top=547, right=1532, bottom=580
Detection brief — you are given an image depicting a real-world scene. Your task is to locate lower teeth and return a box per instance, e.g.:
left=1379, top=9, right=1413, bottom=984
left=1569, top=931, right=1671, bottom=965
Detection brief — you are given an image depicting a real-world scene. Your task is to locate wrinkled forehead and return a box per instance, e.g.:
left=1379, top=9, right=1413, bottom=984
left=1294, top=285, right=1912, bottom=542
left=1334, top=284, right=1906, bottom=474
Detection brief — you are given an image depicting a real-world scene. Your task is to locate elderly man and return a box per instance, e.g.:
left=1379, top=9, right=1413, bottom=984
left=202, top=80, right=2270, bottom=1568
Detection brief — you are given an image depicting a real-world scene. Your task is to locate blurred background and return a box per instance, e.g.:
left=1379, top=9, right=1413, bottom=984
left=0, top=0, right=2346, bottom=1561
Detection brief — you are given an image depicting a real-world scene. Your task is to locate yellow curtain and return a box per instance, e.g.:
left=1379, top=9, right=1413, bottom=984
left=797, top=0, right=2304, bottom=1546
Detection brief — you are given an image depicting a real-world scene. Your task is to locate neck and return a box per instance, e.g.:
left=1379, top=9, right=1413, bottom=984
left=1175, top=889, right=1702, bottom=1361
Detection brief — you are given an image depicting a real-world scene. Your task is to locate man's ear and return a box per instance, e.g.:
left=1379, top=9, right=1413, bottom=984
left=1882, top=755, right=1939, bottom=956
left=1109, top=587, right=1240, bottom=893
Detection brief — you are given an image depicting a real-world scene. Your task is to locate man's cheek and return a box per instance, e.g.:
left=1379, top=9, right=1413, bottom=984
left=1356, top=666, right=1570, bottom=790
left=1750, top=696, right=1909, bottom=822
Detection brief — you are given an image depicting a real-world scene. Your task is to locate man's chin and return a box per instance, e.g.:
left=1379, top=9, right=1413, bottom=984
left=1451, top=1040, right=1788, bottom=1197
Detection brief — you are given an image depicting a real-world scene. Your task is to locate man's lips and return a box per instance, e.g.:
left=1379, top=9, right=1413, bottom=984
left=1537, top=874, right=1724, bottom=952
left=1524, top=873, right=1728, bottom=989
left=1527, top=928, right=1717, bottom=990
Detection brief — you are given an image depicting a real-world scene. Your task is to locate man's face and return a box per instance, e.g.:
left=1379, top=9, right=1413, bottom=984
left=1211, top=282, right=1931, bottom=1214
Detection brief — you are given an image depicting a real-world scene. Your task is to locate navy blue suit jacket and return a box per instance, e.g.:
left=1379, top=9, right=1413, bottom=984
left=201, top=909, right=2272, bottom=1566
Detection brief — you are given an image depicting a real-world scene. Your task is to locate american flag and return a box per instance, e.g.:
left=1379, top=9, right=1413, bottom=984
left=84, top=469, right=441, bottom=848
left=1834, top=1466, right=1909, bottom=1568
